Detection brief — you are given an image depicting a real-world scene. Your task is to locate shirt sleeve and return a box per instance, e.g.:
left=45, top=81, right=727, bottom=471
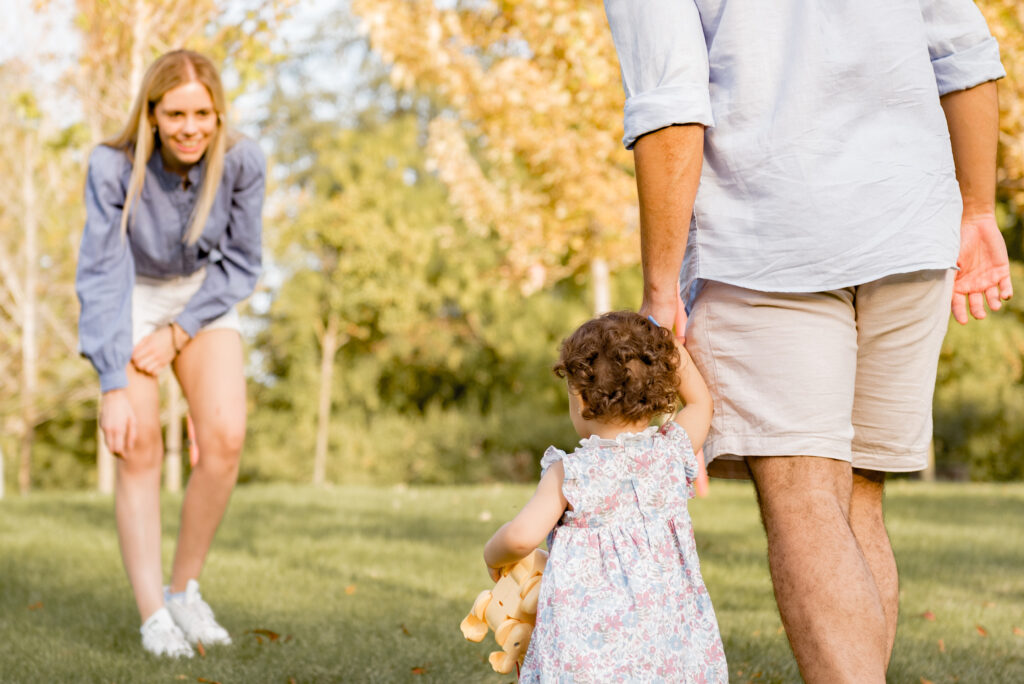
left=919, top=0, right=1005, bottom=96
left=602, top=0, right=713, bottom=149
left=175, top=138, right=266, bottom=338
left=75, top=146, right=135, bottom=393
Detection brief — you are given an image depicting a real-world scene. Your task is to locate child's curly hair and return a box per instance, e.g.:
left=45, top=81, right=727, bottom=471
left=553, top=311, right=680, bottom=424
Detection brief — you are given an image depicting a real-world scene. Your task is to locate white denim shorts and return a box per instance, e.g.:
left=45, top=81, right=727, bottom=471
left=132, top=269, right=240, bottom=345
left=685, top=269, right=955, bottom=478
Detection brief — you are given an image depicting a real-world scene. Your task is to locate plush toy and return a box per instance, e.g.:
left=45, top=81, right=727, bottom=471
left=461, top=548, right=548, bottom=674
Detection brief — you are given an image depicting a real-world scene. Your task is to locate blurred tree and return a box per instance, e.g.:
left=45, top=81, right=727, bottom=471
left=935, top=264, right=1024, bottom=480
left=0, top=66, right=94, bottom=494
left=352, top=0, right=637, bottom=310
left=250, top=106, right=594, bottom=485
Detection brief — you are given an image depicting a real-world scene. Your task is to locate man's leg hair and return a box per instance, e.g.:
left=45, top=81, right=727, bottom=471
left=748, top=456, right=888, bottom=684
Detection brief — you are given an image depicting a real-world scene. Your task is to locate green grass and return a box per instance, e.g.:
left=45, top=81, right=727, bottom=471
left=1, top=481, right=1022, bottom=683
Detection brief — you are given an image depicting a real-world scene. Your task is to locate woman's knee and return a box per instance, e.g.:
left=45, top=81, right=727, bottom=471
left=120, top=423, right=165, bottom=472
left=196, top=419, right=246, bottom=462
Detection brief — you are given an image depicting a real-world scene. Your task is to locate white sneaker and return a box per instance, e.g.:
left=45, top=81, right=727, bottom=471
left=140, top=607, right=194, bottom=658
left=164, top=579, right=233, bottom=646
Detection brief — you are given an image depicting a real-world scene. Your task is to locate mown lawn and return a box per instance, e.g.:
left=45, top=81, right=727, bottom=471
left=1, top=481, right=1022, bottom=683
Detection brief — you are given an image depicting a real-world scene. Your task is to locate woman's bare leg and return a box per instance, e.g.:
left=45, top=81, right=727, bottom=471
left=168, top=329, right=246, bottom=591
left=115, top=365, right=166, bottom=622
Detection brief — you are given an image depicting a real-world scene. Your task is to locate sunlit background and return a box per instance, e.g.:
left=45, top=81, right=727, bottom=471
left=1, top=0, right=1022, bottom=498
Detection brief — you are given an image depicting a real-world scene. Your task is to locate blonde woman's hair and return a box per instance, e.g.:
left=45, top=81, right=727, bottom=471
left=105, top=49, right=238, bottom=245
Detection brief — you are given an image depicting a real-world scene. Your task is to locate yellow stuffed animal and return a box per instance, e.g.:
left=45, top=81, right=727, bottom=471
left=460, top=548, right=548, bottom=674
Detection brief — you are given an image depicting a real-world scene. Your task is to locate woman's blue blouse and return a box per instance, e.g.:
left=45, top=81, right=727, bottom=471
left=75, top=137, right=266, bottom=392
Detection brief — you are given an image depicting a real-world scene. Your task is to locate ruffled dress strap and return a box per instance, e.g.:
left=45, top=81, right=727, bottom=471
left=540, top=445, right=566, bottom=476
left=659, top=420, right=699, bottom=495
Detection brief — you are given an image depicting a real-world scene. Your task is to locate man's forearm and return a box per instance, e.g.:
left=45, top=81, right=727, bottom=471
left=940, top=80, right=999, bottom=217
left=633, top=124, right=705, bottom=319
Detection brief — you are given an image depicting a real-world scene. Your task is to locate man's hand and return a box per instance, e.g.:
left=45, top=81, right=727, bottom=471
left=640, top=289, right=688, bottom=341
left=951, top=213, right=1013, bottom=324
left=131, top=325, right=178, bottom=375
left=100, top=389, right=136, bottom=457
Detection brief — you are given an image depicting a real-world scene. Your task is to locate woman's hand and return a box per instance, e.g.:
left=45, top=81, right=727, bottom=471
left=487, top=563, right=503, bottom=583
left=100, top=389, right=136, bottom=457
left=131, top=324, right=179, bottom=375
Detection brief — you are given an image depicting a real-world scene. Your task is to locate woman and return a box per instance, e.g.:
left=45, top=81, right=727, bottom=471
left=76, top=50, right=265, bottom=658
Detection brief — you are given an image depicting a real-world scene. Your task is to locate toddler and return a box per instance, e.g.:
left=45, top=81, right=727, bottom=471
left=483, top=311, right=728, bottom=683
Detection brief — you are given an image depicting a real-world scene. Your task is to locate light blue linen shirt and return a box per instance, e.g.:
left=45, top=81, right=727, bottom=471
left=603, top=0, right=1005, bottom=308
left=76, top=137, right=265, bottom=392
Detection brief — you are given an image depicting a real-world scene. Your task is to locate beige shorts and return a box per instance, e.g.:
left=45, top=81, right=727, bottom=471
left=685, top=269, right=955, bottom=478
left=132, top=269, right=240, bottom=345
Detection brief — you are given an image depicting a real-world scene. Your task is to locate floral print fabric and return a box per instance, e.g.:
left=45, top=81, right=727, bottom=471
left=519, top=422, right=728, bottom=683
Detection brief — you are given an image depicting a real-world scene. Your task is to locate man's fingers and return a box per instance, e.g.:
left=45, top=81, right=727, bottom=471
left=968, top=292, right=987, bottom=320
left=951, top=294, right=968, bottom=325
left=985, top=286, right=1002, bottom=312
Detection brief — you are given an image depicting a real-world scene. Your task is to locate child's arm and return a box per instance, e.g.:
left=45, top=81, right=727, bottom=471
left=483, top=461, right=568, bottom=580
left=670, top=338, right=713, bottom=450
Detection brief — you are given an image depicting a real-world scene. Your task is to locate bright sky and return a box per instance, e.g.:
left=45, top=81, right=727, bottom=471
left=0, top=0, right=78, bottom=69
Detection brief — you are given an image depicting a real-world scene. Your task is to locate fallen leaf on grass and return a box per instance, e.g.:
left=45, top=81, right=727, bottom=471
left=921, top=610, right=936, bottom=621
left=288, top=679, right=296, bottom=684
left=345, top=585, right=357, bottom=595
left=251, top=628, right=280, bottom=641
left=27, top=602, right=43, bottom=611
left=938, top=639, right=945, bottom=653
left=195, top=641, right=206, bottom=657
left=197, top=678, right=221, bottom=684
left=1013, top=627, right=1024, bottom=637
left=400, top=624, right=411, bottom=636
left=411, top=666, right=427, bottom=675
left=976, top=624, right=988, bottom=637
left=920, top=678, right=934, bottom=684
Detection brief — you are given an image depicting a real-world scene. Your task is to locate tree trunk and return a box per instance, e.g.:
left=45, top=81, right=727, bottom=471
left=921, top=440, right=936, bottom=482
left=312, top=316, right=340, bottom=487
left=129, top=0, right=149, bottom=95
left=18, top=135, right=38, bottom=496
left=164, top=373, right=183, bottom=493
left=591, top=257, right=610, bottom=315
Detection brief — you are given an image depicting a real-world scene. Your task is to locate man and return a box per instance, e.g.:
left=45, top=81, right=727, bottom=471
left=603, top=1, right=1012, bottom=681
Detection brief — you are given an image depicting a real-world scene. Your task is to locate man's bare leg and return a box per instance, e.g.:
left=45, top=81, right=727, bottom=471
left=850, top=468, right=897, bottom=664
left=747, top=456, right=887, bottom=684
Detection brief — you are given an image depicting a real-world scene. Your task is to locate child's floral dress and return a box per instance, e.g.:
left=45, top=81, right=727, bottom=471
left=519, top=422, right=728, bottom=683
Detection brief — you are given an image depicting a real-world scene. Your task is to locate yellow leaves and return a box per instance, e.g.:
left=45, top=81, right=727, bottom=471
left=355, top=0, right=636, bottom=287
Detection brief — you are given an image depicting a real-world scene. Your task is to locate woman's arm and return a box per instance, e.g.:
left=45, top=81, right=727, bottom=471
left=670, top=338, right=713, bottom=450
left=484, top=461, right=568, bottom=580
left=75, top=145, right=136, bottom=393
left=175, top=138, right=266, bottom=338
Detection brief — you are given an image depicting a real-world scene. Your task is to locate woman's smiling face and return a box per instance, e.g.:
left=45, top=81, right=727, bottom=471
left=150, top=80, right=218, bottom=174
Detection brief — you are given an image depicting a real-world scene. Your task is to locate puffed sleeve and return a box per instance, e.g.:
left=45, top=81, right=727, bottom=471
left=919, top=0, right=1005, bottom=96
left=540, top=446, right=566, bottom=478
left=75, top=145, right=136, bottom=393
left=176, top=137, right=266, bottom=337
left=659, top=420, right=698, bottom=487
left=602, top=0, right=713, bottom=150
